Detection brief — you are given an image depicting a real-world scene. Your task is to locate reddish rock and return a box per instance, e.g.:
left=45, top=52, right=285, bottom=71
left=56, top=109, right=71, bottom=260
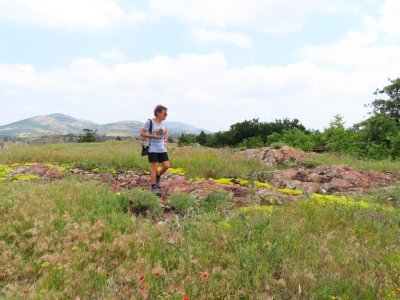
left=273, top=165, right=397, bottom=195
left=239, top=146, right=306, bottom=166
left=305, top=173, right=321, bottom=183
left=278, top=169, right=298, bottom=180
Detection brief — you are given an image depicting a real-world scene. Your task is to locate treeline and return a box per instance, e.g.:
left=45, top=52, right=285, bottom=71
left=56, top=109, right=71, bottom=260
left=178, top=78, right=400, bottom=160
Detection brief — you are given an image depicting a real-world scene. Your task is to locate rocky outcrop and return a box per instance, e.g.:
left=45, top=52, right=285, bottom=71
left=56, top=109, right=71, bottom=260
left=272, top=165, right=396, bottom=194
left=239, top=146, right=306, bottom=166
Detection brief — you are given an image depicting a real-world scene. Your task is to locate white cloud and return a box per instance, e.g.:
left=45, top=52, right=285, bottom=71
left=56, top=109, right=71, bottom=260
left=98, top=47, right=126, bottom=61
left=190, top=27, right=253, bottom=48
left=0, top=0, right=145, bottom=30
left=1, top=51, right=396, bottom=131
left=302, top=16, right=400, bottom=69
left=150, top=0, right=322, bottom=34
left=378, top=0, right=400, bottom=36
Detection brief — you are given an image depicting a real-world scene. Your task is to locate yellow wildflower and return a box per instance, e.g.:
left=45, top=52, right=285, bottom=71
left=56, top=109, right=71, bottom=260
left=240, top=206, right=274, bottom=213
left=277, top=188, right=303, bottom=196
left=213, top=178, right=234, bottom=185
left=253, top=181, right=273, bottom=189
left=12, top=174, right=38, bottom=181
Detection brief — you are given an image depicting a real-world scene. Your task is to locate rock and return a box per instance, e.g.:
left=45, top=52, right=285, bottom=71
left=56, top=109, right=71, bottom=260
left=239, top=146, right=306, bottom=166
left=272, top=165, right=397, bottom=195
left=277, top=169, right=298, bottom=180
left=305, top=173, right=321, bottom=183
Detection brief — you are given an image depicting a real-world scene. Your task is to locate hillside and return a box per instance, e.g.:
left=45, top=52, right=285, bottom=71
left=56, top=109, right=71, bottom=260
left=0, top=113, right=209, bottom=138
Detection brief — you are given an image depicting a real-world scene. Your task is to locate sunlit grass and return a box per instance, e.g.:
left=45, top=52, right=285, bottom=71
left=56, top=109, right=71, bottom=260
left=1, top=178, right=399, bottom=299
left=306, top=152, right=400, bottom=175
left=1, top=142, right=400, bottom=298
left=0, top=142, right=265, bottom=180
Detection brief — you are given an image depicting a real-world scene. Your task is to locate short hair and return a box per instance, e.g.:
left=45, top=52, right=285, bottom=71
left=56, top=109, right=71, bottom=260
left=154, top=105, right=168, bottom=116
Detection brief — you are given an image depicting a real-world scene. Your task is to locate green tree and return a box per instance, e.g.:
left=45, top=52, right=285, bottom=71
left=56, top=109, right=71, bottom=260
left=78, top=128, right=98, bottom=143
left=229, top=118, right=260, bottom=144
left=355, top=114, right=399, bottom=159
left=177, top=133, right=197, bottom=146
left=322, top=115, right=360, bottom=154
left=267, top=128, right=316, bottom=151
left=196, top=130, right=208, bottom=145
left=368, top=77, right=400, bottom=125
left=238, top=135, right=265, bottom=149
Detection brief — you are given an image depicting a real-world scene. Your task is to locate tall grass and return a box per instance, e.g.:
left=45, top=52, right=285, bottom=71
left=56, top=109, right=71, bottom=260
left=0, top=141, right=147, bottom=171
left=1, top=142, right=400, bottom=298
left=3, top=142, right=399, bottom=178
left=1, top=178, right=399, bottom=299
left=307, top=152, right=400, bottom=175
left=0, top=142, right=264, bottom=179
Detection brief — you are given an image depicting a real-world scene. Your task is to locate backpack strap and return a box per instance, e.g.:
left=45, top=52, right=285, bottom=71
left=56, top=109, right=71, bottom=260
left=147, top=119, right=153, bottom=146
left=142, top=119, right=153, bottom=145
left=148, top=119, right=153, bottom=134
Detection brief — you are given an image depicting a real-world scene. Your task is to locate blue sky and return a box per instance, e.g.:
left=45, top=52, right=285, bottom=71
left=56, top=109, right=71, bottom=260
left=0, top=0, right=399, bottom=132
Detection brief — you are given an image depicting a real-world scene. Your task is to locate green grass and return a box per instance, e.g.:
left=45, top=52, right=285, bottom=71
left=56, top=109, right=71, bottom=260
left=1, top=177, right=399, bottom=299
left=1, top=142, right=400, bottom=298
left=0, top=142, right=264, bottom=180
left=307, top=152, right=400, bottom=175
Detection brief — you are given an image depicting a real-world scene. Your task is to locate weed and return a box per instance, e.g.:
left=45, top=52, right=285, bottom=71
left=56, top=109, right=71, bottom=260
left=199, top=190, right=232, bottom=213
left=167, top=193, right=197, bottom=214
left=127, top=188, right=162, bottom=216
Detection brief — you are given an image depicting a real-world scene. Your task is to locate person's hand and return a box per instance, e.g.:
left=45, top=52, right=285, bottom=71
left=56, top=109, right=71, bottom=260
left=150, top=134, right=161, bottom=139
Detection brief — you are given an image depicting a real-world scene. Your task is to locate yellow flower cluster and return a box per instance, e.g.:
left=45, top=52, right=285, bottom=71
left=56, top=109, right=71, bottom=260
left=254, top=180, right=303, bottom=196
left=158, top=167, right=185, bottom=176
left=91, top=167, right=117, bottom=174
left=167, top=167, right=185, bottom=176
left=277, top=188, right=303, bottom=195
left=211, top=177, right=249, bottom=186
left=253, top=181, right=273, bottom=188
left=0, top=164, right=13, bottom=181
left=10, top=162, right=33, bottom=167
left=12, top=174, right=38, bottom=181
left=212, top=178, right=234, bottom=185
left=192, top=176, right=205, bottom=181
left=240, top=205, right=274, bottom=213
left=309, top=193, right=393, bottom=212
left=237, top=179, right=249, bottom=185
left=218, top=221, right=232, bottom=229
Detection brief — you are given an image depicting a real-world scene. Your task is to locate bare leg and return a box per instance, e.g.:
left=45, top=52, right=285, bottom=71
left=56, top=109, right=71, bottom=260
left=150, top=162, right=158, bottom=185
left=157, top=160, right=170, bottom=177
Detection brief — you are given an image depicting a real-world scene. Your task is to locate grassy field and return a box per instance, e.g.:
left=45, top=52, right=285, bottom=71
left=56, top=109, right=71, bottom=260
left=1, top=141, right=400, bottom=299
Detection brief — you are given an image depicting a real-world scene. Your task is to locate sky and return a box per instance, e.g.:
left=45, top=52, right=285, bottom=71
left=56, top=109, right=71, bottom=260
left=0, top=0, right=399, bottom=132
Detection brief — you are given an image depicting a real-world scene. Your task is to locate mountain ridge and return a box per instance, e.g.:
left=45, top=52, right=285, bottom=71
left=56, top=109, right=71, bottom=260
left=0, top=113, right=210, bottom=138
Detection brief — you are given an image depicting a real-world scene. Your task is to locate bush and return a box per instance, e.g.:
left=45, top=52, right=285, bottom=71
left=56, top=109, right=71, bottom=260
left=238, top=136, right=265, bottom=149
left=167, top=193, right=197, bottom=214
left=199, top=190, right=232, bottom=212
left=269, top=142, right=286, bottom=149
left=127, top=189, right=162, bottom=216
left=268, top=128, right=316, bottom=151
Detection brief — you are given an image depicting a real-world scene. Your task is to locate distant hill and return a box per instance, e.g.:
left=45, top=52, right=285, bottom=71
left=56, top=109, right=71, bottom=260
left=0, top=113, right=210, bottom=138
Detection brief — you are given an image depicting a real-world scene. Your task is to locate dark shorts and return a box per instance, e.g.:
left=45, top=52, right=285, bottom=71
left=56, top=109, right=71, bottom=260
left=148, top=152, right=169, bottom=163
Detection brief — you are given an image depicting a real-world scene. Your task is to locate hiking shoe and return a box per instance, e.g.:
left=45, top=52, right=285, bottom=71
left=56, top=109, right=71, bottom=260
left=151, top=185, right=161, bottom=196
left=156, top=175, right=161, bottom=188
left=161, top=205, right=173, bottom=212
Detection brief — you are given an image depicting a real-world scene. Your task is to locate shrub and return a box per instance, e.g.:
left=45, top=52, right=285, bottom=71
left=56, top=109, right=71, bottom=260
left=269, top=141, right=286, bottom=149
left=238, top=136, right=265, bottom=149
left=199, top=190, right=232, bottom=212
left=167, top=193, right=197, bottom=214
left=127, top=189, right=162, bottom=216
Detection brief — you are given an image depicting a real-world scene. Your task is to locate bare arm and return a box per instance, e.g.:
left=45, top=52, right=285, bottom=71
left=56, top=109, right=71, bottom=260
left=164, top=128, right=168, bottom=142
left=140, top=128, right=160, bottom=139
